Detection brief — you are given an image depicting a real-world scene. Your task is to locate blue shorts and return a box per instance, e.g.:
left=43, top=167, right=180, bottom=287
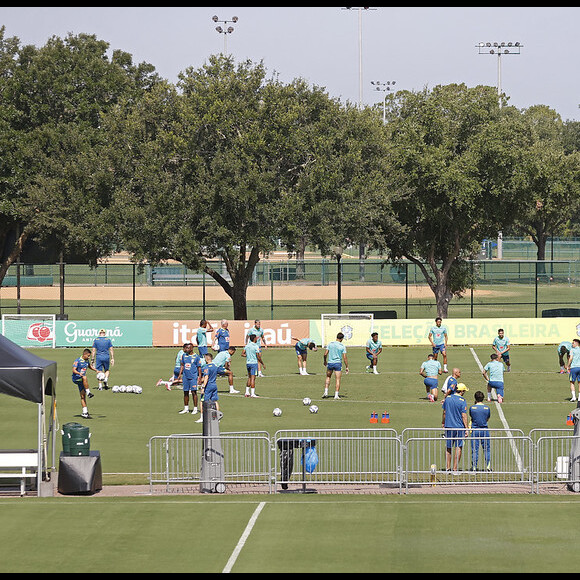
left=204, top=386, right=218, bottom=402
left=327, top=362, right=342, bottom=372
left=173, top=365, right=181, bottom=380
left=217, top=365, right=228, bottom=376
left=247, top=363, right=258, bottom=376
left=366, top=352, right=378, bottom=361
left=295, top=345, right=307, bottom=356
left=500, top=352, right=510, bottom=363
left=424, top=377, right=438, bottom=390
left=488, top=381, right=504, bottom=396
left=570, top=368, right=580, bottom=382
left=95, top=356, right=110, bottom=372
left=432, top=344, right=445, bottom=355
left=183, top=375, right=198, bottom=391
left=73, top=379, right=84, bottom=392
left=445, top=429, right=465, bottom=448
left=198, top=346, right=208, bottom=356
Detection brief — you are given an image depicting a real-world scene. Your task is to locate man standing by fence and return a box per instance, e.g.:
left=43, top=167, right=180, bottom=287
left=442, top=383, right=469, bottom=474
left=469, top=390, right=492, bottom=472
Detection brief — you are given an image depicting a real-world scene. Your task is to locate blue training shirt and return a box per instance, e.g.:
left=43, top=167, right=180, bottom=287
left=442, top=393, right=467, bottom=429
left=469, top=402, right=491, bottom=428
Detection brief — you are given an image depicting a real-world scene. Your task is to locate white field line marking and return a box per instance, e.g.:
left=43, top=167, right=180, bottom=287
left=470, top=347, right=523, bottom=472
left=222, top=501, right=266, bottom=573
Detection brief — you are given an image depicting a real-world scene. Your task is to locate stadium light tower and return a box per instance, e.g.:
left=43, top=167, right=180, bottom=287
left=342, top=7, right=377, bottom=109
left=476, top=41, right=523, bottom=107
left=212, top=15, right=239, bottom=55
left=371, top=80, right=396, bottom=123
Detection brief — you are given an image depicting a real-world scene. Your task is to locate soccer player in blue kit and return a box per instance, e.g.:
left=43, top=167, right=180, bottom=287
left=214, top=320, right=230, bottom=353
left=428, top=317, right=448, bottom=373
left=420, top=353, right=442, bottom=402
left=291, top=335, right=318, bottom=375
left=213, top=346, right=240, bottom=393
left=72, top=348, right=97, bottom=418
left=322, top=332, right=348, bottom=400
left=196, top=352, right=220, bottom=423
left=178, top=343, right=202, bottom=415
left=482, top=353, right=505, bottom=403
left=492, top=328, right=511, bottom=372
left=242, top=333, right=266, bottom=398
left=196, top=319, right=213, bottom=357
left=91, top=328, right=114, bottom=389
left=567, top=339, right=580, bottom=402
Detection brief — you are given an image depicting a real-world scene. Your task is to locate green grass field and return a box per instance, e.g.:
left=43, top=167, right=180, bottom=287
left=2, top=343, right=580, bottom=572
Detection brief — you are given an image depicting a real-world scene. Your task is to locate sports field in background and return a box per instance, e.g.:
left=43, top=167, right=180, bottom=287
left=2, top=342, right=580, bottom=572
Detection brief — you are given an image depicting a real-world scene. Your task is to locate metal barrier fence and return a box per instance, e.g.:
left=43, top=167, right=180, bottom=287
left=402, top=428, right=534, bottom=492
left=529, top=428, right=580, bottom=493
left=148, top=432, right=272, bottom=493
left=273, top=429, right=402, bottom=491
left=148, top=428, right=580, bottom=494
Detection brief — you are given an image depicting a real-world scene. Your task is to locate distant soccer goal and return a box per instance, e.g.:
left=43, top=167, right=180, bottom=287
left=320, top=313, right=374, bottom=347
left=1, top=314, right=56, bottom=348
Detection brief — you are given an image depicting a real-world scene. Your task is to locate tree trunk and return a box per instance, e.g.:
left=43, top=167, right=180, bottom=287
left=434, top=283, right=454, bottom=318
left=232, top=280, right=249, bottom=320
left=203, top=246, right=261, bottom=320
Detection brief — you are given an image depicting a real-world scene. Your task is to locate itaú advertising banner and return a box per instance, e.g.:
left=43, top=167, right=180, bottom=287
left=152, top=319, right=310, bottom=347
left=363, top=317, right=580, bottom=346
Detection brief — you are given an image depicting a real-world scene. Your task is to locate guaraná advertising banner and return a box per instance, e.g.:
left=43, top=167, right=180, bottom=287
left=55, top=320, right=153, bottom=347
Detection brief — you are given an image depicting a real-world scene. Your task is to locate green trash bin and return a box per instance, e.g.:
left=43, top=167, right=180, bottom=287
left=68, top=424, right=91, bottom=456
left=62, top=422, right=83, bottom=455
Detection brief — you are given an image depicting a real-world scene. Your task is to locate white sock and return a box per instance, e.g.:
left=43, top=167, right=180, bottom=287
left=251, top=387, right=255, bottom=395
left=192, top=406, right=197, bottom=413
left=82, top=406, right=88, bottom=414
left=86, top=388, right=91, bottom=395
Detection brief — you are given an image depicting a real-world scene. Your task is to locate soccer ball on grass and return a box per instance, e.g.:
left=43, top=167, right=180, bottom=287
left=309, top=405, right=319, bottom=414
left=302, top=397, right=312, bottom=406
left=273, top=407, right=282, bottom=417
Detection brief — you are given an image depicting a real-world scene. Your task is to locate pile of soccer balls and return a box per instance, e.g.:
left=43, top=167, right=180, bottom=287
left=112, top=384, right=143, bottom=394
left=272, top=397, right=318, bottom=417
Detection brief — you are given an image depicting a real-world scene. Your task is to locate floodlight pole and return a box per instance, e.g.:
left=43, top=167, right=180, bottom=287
left=343, top=7, right=376, bottom=109
left=477, top=41, right=522, bottom=259
left=370, top=80, right=397, bottom=123
left=212, top=15, right=239, bottom=55
left=476, top=41, right=523, bottom=107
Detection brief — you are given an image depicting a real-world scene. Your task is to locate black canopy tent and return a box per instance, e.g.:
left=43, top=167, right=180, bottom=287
left=0, top=333, right=57, bottom=495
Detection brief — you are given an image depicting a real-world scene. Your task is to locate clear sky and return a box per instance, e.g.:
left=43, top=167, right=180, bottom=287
left=2, top=6, right=580, bottom=122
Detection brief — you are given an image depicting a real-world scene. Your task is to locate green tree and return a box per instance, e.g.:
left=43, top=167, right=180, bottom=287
left=507, top=106, right=580, bottom=262
left=0, top=28, right=159, bottom=283
left=376, top=84, right=529, bottom=317
left=105, top=55, right=383, bottom=319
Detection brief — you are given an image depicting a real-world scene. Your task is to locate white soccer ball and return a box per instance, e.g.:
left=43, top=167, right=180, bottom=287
left=133, top=385, right=143, bottom=394
left=126, top=385, right=134, bottom=393
left=273, top=407, right=282, bottom=417
left=96, top=372, right=106, bottom=381
left=112, top=385, right=119, bottom=393
left=309, top=405, right=319, bottom=414
left=119, top=385, right=126, bottom=392
left=302, top=397, right=312, bottom=406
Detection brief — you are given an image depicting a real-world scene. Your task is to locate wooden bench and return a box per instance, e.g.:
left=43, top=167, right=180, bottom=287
left=0, top=450, right=39, bottom=496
